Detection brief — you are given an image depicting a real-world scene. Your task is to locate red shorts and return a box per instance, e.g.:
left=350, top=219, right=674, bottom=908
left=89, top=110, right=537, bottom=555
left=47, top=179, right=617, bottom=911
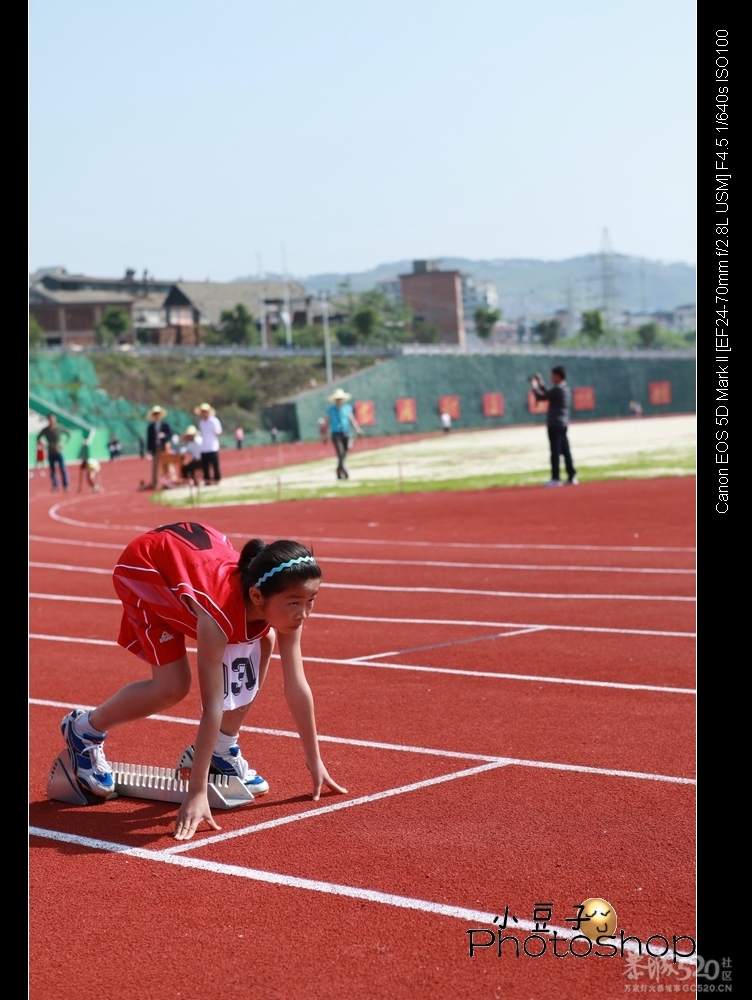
left=115, top=573, right=190, bottom=666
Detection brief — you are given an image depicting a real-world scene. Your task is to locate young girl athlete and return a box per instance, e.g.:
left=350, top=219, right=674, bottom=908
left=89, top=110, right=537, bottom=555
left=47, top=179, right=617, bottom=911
left=60, top=521, right=346, bottom=841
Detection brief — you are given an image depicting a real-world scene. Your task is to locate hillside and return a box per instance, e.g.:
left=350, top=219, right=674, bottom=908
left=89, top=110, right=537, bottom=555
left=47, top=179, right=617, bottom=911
left=293, top=254, right=695, bottom=317
left=90, top=352, right=378, bottom=437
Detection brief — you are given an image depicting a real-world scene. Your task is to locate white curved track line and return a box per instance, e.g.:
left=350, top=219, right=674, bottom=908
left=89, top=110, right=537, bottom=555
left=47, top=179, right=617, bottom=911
left=42, top=495, right=695, bottom=554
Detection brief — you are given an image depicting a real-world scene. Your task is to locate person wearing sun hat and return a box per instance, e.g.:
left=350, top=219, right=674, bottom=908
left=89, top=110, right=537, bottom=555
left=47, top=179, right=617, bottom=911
left=323, top=387, right=363, bottom=480
left=146, top=405, right=172, bottom=489
left=194, top=402, right=223, bottom=484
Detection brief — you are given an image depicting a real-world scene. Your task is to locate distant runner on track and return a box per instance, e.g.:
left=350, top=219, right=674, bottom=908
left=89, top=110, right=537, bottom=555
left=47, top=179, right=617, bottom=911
left=59, top=522, right=346, bottom=841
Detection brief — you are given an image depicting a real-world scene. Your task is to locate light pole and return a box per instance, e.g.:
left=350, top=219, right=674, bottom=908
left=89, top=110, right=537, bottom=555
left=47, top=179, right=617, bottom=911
left=321, top=291, right=333, bottom=384
left=259, top=298, right=268, bottom=350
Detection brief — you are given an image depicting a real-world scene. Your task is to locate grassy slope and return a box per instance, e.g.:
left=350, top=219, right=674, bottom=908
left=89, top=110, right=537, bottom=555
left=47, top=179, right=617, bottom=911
left=90, top=353, right=378, bottom=432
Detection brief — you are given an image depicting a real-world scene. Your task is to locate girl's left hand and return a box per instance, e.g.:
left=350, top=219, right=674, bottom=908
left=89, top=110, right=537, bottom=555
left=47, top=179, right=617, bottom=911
left=308, top=760, right=348, bottom=801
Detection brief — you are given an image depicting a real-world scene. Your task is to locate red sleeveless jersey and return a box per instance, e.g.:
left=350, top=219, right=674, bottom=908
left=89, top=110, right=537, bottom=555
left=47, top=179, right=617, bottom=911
left=113, top=522, right=269, bottom=646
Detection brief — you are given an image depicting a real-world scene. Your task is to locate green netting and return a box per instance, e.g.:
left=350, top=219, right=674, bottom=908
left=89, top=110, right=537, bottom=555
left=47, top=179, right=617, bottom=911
left=268, top=353, right=697, bottom=441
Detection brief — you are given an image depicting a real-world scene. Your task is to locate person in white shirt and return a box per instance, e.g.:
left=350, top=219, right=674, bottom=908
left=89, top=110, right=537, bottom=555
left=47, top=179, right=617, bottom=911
left=180, top=425, right=204, bottom=484
left=195, top=403, right=223, bottom=484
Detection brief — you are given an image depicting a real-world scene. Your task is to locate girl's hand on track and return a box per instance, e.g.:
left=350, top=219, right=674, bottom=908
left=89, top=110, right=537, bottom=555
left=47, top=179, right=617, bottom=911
left=174, top=790, right=222, bottom=840
left=308, top=761, right=347, bottom=801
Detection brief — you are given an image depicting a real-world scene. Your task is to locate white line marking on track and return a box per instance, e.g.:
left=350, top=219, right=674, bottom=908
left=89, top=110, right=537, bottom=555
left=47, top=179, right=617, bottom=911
left=164, top=762, right=509, bottom=855
left=27, top=599, right=697, bottom=638
left=29, top=535, right=124, bottom=550
left=351, top=625, right=547, bottom=656
left=30, top=561, right=111, bottom=574
left=29, top=697, right=694, bottom=783
left=318, top=557, right=696, bottom=575
left=29, top=562, right=694, bottom=601
left=28, top=536, right=695, bottom=574
left=323, top=582, right=694, bottom=602
left=297, top=655, right=697, bottom=695
left=27, top=636, right=695, bottom=693
left=26, top=826, right=696, bottom=962
left=30, top=594, right=120, bottom=604
left=250, top=534, right=697, bottom=555
left=28, top=699, right=498, bottom=761
left=42, top=503, right=696, bottom=553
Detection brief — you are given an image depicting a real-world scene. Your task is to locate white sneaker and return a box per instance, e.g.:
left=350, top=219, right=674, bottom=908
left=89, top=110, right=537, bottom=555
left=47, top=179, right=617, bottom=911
left=566, top=477, right=579, bottom=485
left=544, top=479, right=564, bottom=487
left=179, top=744, right=269, bottom=795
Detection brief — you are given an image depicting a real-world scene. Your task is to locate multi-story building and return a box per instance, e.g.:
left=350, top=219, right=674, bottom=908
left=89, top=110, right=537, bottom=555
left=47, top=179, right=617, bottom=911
left=398, top=260, right=466, bottom=346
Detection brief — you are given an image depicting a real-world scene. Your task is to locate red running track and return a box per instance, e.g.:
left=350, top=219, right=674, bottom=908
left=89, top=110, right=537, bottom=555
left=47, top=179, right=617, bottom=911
left=29, top=455, right=696, bottom=999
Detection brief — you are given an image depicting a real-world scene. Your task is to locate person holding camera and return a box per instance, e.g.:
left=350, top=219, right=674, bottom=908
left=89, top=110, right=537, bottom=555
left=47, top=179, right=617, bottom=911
left=529, top=366, right=579, bottom=487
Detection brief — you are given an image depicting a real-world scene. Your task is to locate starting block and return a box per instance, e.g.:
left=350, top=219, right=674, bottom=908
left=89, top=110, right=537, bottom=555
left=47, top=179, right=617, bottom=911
left=46, top=752, right=256, bottom=810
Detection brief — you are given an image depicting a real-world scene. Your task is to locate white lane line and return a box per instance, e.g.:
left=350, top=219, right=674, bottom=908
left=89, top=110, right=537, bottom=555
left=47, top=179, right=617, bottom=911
left=298, top=655, right=697, bottom=695
left=323, top=582, right=694, bottom=602
left=29, top=535, right=124, bottom=550
left=315, top=612, right=695, bottom=638
left=319, top=557, right=695, bottom=576
left=164, top=762, right=509, bottom=855
left=27, top=827, right=696, bottom=961
left=230, top=533, right=696, bottom=555
left=28, top=562, right=694, bottom=602
left=350, top=626, right=548, bottom=657
left=28, top=536, right=694, bottom=574
left=30, top=561, right=111, bottom=575
left=29, top=697, right=694, bottom=784
left=30, top=634, right=120, bottom=646
left=28, top=699, right=498, bottom=761
left=27, top=635, right=695, bottom=694
left=30, top=594, right=120, bottom=604
left=27, top=599, right=697, bottom=638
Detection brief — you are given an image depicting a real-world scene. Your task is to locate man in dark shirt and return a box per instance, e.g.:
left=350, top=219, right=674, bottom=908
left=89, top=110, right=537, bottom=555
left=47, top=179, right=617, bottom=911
left=146, top=405, right=172, bottom=489
left=530, top=366, right=578, bottom=487
left=36, top=414, right=70, bottom=491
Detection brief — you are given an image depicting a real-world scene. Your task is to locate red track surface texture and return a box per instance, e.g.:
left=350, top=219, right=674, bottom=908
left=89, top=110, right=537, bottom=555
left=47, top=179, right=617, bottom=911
left=29, top=451, right=696, bottom=1000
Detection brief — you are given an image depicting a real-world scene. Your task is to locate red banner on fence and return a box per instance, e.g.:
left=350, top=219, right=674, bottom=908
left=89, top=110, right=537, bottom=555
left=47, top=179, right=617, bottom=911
left=354, top=400, right=375, bottom=426
left=573, top=386, right=596, bottom=411
left=438, top=395, right=461, bottom=420
left=482, top=392, right=505, bottom=417
left=395, top=397, right=418, bottom=423
left=648, top=381, right=672, bottom=405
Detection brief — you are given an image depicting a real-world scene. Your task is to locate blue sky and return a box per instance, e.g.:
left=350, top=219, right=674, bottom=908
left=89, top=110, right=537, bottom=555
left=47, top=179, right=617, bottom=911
left=29, top=1, right=696, bottom=279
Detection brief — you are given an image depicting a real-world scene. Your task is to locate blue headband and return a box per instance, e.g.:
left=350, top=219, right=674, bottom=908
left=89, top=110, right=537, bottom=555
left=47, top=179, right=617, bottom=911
left=253, top=556, right=317, bottom=588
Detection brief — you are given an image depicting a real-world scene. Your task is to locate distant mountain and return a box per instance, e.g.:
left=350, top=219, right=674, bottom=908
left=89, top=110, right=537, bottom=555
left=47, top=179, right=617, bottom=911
left=286, top=256, right=695, bottom=318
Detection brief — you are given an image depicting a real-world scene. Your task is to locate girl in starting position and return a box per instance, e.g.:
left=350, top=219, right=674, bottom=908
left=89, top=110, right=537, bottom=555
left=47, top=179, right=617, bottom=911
left=60, top=521, right=346, bottom=840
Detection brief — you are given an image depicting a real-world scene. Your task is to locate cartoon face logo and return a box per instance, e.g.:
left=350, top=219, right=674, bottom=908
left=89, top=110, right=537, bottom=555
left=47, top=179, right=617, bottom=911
left=579, top=898, right=617, bottom=941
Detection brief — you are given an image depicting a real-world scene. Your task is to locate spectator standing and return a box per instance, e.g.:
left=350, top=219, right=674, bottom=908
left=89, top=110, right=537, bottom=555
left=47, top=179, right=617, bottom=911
left=195, top=403, right=223, bottom=484
left=34, top=438, right=46, bottom=477
left=235, top=426, right=244, bottom=450
left=270, top=426, right=279, bottom=444
left=37, top=414, right=70, bottom=491
left=180, top=425, right=203, bottom=484
left=318, top=418, right=329, bottom=444
left=440, top=411, right=452, bottom=434
left=529, top=366, right=578, bottom=487
left=323, top=388, right=363, bottom=480
left=108, top=435, right=122, bottom=460
left=146, top=406, right=172, bottom=490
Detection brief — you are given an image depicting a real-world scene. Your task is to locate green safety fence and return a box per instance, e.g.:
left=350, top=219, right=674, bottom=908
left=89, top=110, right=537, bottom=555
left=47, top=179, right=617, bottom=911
left=263, top=353, right=696, bottom=441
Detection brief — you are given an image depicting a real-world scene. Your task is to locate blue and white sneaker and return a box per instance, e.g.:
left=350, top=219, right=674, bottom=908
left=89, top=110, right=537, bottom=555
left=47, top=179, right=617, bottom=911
left=60, top=709, right=114, bottom=798
left=179, top=744, right=269, bottom=795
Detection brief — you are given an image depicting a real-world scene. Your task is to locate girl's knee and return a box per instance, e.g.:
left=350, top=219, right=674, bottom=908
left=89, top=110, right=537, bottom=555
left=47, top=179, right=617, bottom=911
left=152, top=661, right=192, bottom=703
